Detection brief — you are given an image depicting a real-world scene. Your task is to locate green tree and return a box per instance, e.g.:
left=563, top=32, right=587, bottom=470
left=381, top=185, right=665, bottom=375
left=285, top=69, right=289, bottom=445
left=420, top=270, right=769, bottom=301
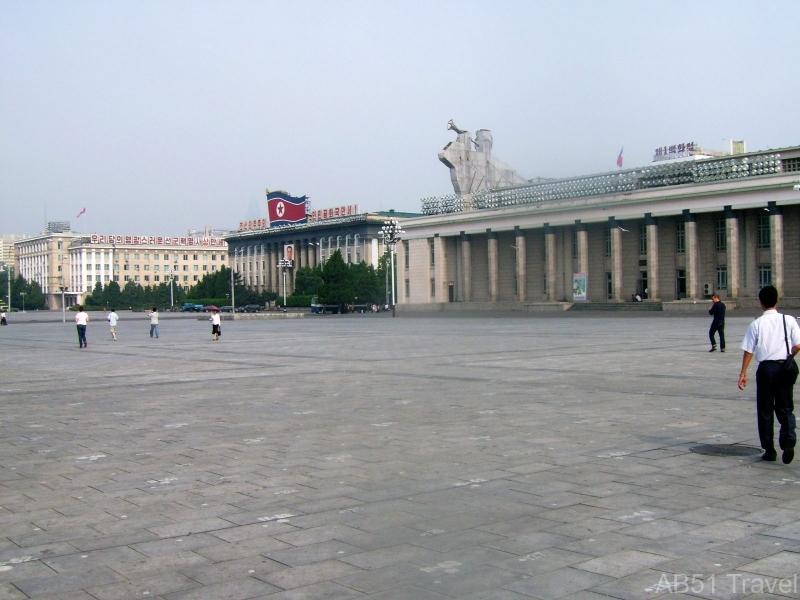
left=317, top=250, right=352, bottom=311
left=9, top=274, right=46, bottom=310
left=349, top=262, right=380, bottom=305
left=84, top=282, right=104, bottom=307
left=121, top=280, right=145, bottom=308
left=294, top=266, right=324, bottom=296
left=103, top=281, right=123, bottom=309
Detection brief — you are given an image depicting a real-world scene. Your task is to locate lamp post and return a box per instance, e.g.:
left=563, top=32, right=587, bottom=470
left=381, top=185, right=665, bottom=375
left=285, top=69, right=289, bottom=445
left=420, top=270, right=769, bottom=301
left=230, top=248, right=237, bottom=312
left=278, top=258, right=292, bottom=310
left=380, top=219, right=404, bottom=318
left=60, top=285, right=68, bottom=323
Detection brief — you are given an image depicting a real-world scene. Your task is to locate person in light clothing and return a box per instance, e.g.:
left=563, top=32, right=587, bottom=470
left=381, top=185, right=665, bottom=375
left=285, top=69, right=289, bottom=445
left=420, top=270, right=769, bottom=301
left=75, top=305, right=89, bottom=348
left=739, top=286, right=800, bottom=464
left=148, top=307, right=159, bottom=338
left=107, top=309, right=118, bottom=341
left=210, top=309, right=221, bottom=341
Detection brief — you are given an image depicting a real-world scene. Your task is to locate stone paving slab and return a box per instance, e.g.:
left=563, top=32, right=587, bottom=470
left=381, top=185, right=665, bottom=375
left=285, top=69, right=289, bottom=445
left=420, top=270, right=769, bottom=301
left=1, top=313, right=800, bottom=598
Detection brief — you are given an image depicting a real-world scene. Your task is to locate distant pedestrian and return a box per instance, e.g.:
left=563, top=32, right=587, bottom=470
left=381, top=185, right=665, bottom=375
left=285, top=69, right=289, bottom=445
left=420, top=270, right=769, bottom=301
left=107, top=309, right=118, bottom=341
left=210, top=309, right=221, bottom=341
left=0, top=310, right=7, bottom=326
left=148, top=307, right=159, bottom=338
left=739, top=286, right=800, bottom=464
left=75, top=305, right=89, bottom=348
left=708, top=293, right=726, bottom=352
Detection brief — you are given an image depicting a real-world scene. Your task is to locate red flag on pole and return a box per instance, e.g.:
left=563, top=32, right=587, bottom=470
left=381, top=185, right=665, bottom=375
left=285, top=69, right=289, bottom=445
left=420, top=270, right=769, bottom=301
left=616, top=148, right=624, bottom=168
left=77, top=207, right=86, bottom=218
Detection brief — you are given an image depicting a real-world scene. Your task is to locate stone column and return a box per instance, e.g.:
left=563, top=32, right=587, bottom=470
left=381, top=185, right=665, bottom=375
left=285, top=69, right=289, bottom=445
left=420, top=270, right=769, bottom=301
left=433, top=234, right=447, bottom=302
left=461, top=232, right=472, bottom=302
left=487, top=229, right=499, bottom=302
left=545, top=224, right=557, bottom=302
left=769, top=202, right=784, bottom=294
left=269, top=244, right=278, bottom=293
left=515, top=226, right=527, bottom=302
left=725, top=206, right=740, bottom=298
left=609, top=218, right=623, bottom=301
left=646, top=214, right=659, bottom=300
left=685, top=211, right=699, bottom=299
left=576, top=221, right=588, bottom=275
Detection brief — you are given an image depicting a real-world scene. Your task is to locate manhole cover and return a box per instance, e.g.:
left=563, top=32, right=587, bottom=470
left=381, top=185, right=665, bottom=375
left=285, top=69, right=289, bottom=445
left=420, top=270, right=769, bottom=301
left=690, top=444, right=761, bottom=457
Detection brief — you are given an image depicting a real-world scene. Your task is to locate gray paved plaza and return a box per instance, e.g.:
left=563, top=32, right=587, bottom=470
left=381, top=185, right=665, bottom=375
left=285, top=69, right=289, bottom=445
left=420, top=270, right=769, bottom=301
left=2, top=311, right=800, bottom=600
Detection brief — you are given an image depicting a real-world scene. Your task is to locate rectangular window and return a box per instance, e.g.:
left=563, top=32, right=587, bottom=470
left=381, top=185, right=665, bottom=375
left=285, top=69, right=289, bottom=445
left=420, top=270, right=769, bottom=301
left=193, top=275, right=199, bottom=281
left=211, top=265, right=217, bottom=271
left=193, top=254, right=198, bottom=260
left=212, top=254, right=217, bottom=261
left=183, top=254, right=189, bottom=260
left=193, top=265, right=199, bottom=271
left=759, top=264, right=771, bottom=287
left=203, top=265, right=208, bottom=271
left=154, top=275, right=160, bottom=282
left=203, top=254, right=208, bottom=260
left=758, top=214, right=770, bottom=248
left=543, top=236, right=547, bottom=261
left=220, top=254, right=226, bottom=260
left=543, top=273, right=547, bottom=294
left=144, top=275, right=150, bottom=282
left=134, top=264, right=140, bottom=271
left=716, top=266, right=728, bottom=290
left=124, top=275, right=130, bottom=282
left=404, top=241, right=409, bottom=269
left=124, top=253, right=130, bottom=260
left=144, top=265, right=150, bottom=271
left=87, top=275, right=93, bottom=282
left=606, top=272, right=613, bottom=300
left=87, top=264, right=93, bottom=270
left=154, top=265, right=160, bottom=271
left=430, top=279, right=435, bottom=297
left=183, top=265, right=188, bottom=271
left=123, top=264, right=129, bottom=271
left=405, top=279, right=410, bottom=297
left=57, top=241, right=63, bottom=249
left=183, top=276, right=189, bottom=282
left=154, top=254, right=160, bottom=260
left=134, top=253, right=140, bottom=260
left=572, top=230, right=578, bottom=260
left=676, top=221, right=686, bottom=253
left=134, top=275, right=140, bottom=282
left=144, top=253, right=149, bottom=260
left=605, top=228, right=611, bottom=257
left=716, top=218, right=727, bottom=251
left=95, top=263, right=101, bottom=271
left=430, top=240, right=435, bottom=267
left=639, top=224, right=647, bottom=256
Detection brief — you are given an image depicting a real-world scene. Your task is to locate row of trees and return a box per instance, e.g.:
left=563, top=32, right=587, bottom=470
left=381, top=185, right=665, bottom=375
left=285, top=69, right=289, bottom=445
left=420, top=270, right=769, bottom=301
left=0, top=273, right=46, bottom=310
left=79, top=250, right=392, bottom=311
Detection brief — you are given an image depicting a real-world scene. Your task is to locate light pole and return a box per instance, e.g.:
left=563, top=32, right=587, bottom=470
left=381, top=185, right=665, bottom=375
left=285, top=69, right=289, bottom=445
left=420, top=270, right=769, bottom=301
left=380, top=219, right=404, bottom=318
left=20, top=292, right=26, bottom=313
left=60, top=285, right=68, bottom=323
left=230, top=248, right=237, bottom=312
left=278, top=258, right=292, bottom=309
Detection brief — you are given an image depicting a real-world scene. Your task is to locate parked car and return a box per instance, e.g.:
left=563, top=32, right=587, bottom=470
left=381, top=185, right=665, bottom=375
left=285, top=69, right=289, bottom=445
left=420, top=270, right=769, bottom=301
left=181, top=302, right=204, bottom=312
left=219, top=306, right=234, bottom=313
left=236, top=304, right=262, bottom=313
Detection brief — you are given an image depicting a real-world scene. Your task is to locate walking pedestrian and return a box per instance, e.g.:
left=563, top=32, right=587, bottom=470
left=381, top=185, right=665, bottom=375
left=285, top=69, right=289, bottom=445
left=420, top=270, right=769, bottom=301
left=210, top=308, right=221, bottom=341
left=148, top=307, right=159, bottom=338
left=708, top=293, right=726, bottom=352
left=738, top=285, right=800, bottom=464
left=107, top=308, right=118, bottom=341
left=0, top=310, right=7, bottom=326
left=75, top=305, right=89, bottom=348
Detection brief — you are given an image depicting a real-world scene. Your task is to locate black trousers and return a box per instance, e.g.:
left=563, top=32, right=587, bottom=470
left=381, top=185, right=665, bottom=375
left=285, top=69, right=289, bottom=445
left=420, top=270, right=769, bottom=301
left=756, top=361, right=797, bottom=451
left=709, top=322, right=725, bottom=349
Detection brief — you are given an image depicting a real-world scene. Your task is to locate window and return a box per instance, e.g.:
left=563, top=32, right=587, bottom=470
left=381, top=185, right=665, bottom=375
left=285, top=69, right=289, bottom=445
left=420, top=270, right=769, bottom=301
left=193, top=265, right=199, bottom=271
left=639, top=224, right=647, bottom=256
left=154, top=275, right=160, bottom=282
left=124, top=275, right=130, bottom=282
left=183, top=254, right=189, bottom=260
left=430, top=240, right=435, bottom=267
left=57, top=241, right=63, bottom=249
left=134, top=264, right=140, bottom=271
left=716, top=218, right=727, bottom=251
left=716, top=266, right=728, bottom=290
left=95, top=263, right=101, bottom=270
left=183, top=276, right=189, bottom=282
left=154, top=265, right=160, bottom=271
left=430, top=279, right=436, bottom=297
left=87, top=275, right=93, bottom=282
left=220, top=254, right=226, bottom=260
left=123, top=264, right=130, bottom=271
left=124, top=253, right=130, bottom=260
left=134, top=275, right=140, bottom=282
left=183, top=265, right=188, bottom=271
left=405, top=279, right=410, bottom=297
left=605, top=228, right=611, bottom=257
left=193, top=254, right=198, bottom=260
left=572, top=230, right=578, bottom=260
left=543, top=273, right=547, bottom=294
left=212, top=254, right=217, bottom=261
left=87, top=264, right=93, bottom=270
left=154, top=254, right=160, bottom=260
left=104, top=264, right=109, bottom=271
left=203, top=254, right=208, bottom=260
left=606, top=272, right=613, bottom=299
left=758, top=214, right=770, bottom=248
left=212, top=265, right=217, bottom=271
left=144, top=265, right=150, bottom=271
left=193, top=275, right=199, bottom=281
left=202, top=265, right=208, bottom=271
left=404, top=241, right=409, bottom=268
left=57, top=265, right=62, bottom=272
left=144, top=253, right=149, bottom=260
left=759, top=265, right=771, bottom=287
left=134, top=253, right=140, bottom=260
left=144, top=275, right=150, bottom=282
left=676, top=221, right=685, bottom=253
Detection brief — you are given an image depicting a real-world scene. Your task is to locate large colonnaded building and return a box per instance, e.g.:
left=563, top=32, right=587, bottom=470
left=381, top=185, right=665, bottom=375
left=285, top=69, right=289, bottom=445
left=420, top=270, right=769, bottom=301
left=225, top=207, right=418, bottom=296
left=395, top=133, right=800, bottom=311
left=15, top=223, right=229, bottom=309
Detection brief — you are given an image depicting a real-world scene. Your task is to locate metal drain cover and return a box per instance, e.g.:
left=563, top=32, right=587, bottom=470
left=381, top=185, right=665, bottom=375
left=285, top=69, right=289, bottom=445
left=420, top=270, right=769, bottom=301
left=690, top=444, right=761, bottom=457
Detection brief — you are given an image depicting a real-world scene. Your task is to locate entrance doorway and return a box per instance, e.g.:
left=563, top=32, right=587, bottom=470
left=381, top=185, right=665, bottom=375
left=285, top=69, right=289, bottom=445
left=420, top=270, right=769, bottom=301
left=638, top=271, right=648, bottom=299
left=676, top=269, right=687, bottom=299
left=448, top=283, right=454, bottom=303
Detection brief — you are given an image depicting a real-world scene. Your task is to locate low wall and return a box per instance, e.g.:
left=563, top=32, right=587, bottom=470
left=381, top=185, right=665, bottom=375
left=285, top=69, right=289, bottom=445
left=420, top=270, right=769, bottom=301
left=199, top=313, right=305, bottom=321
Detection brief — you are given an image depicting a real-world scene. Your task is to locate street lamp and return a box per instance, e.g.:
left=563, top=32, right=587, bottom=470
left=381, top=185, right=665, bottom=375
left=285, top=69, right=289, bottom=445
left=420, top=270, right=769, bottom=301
left=380, top=219, right=404, bottom=318
left=278, top=258, right=292, bottom=310
left=60, top=284, right=68, bottom=323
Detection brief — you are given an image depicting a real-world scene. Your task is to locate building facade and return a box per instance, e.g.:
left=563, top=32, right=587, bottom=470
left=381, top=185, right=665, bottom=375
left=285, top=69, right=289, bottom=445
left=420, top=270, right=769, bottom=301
left=15, top=226, right=228, bottom=309
left=398, top=146, right=800, bottom=309
left=225, top=211, right=416, bottom=296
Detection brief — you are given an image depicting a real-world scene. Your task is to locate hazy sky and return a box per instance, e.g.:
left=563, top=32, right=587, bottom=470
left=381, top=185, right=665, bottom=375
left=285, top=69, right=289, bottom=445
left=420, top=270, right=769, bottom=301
left=2, top=0, right=798, bottom=236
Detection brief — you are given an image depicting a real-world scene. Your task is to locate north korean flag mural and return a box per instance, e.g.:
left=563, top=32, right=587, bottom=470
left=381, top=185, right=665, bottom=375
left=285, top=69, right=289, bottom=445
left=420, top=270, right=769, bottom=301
left=267, top=191, right=308, bottom=227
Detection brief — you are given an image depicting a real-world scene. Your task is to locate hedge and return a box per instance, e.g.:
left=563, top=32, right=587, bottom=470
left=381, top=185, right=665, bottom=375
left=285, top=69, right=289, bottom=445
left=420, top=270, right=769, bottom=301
left=278, top=295, right=313, bottom=308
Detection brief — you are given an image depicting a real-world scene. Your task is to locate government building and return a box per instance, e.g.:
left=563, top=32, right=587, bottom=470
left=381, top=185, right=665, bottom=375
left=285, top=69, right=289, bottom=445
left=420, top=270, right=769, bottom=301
left=396, top=134, right=800, bottom=311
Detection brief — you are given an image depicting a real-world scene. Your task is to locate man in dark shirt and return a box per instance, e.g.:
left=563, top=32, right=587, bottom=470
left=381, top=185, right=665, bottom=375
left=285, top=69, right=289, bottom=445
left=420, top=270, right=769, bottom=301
left=709, top=294, right=726, bottom=352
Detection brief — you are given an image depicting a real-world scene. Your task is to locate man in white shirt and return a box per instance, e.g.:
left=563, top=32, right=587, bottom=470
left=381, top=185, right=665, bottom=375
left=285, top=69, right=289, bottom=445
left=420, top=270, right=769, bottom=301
left=75, top=305, right=89, bottom=348
left=107, top=309, right=118, bottom=341
left=739, top=286, right=800, bottom=463
left=148, top=307, right=159, bottom=339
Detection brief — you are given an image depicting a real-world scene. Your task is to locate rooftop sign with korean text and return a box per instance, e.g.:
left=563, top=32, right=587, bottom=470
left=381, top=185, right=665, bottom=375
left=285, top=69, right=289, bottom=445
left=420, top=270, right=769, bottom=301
left=309, top=204, right=359, bottom=221
left=653, top=142, right=698, bottom=162
left=89, top=234, right=227, bottom=247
